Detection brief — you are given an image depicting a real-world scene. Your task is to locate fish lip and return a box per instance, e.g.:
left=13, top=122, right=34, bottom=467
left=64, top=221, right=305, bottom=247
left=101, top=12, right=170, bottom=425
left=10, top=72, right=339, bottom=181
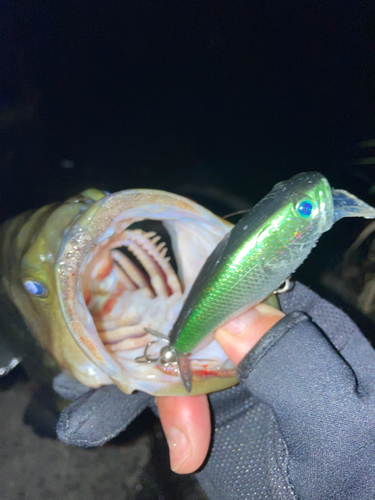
left=55, top=189, right=232, bottom=394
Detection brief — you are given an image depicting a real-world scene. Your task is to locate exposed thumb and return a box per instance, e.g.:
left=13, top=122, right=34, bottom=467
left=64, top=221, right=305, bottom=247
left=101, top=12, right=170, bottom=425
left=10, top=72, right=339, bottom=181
left=214, top=303, right=285, bottom=366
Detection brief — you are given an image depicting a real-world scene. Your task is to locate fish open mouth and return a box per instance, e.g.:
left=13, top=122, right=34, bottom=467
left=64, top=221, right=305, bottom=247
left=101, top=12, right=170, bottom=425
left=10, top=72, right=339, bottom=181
left=82, top=221, right=183, bottom=354
left=56, top=189, right=238, bottom=395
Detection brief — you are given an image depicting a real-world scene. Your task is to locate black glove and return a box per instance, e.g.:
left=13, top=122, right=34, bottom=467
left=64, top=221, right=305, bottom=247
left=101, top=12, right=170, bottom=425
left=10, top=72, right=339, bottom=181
left=55, top=282, right=375, bottom=499
left=198, top=282, right=375, bottom=500
left=54, top=374, right=153, bottom=447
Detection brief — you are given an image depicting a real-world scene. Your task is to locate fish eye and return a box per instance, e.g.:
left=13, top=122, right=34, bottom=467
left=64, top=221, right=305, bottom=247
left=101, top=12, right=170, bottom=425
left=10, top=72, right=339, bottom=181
left=297, top=200, right=313, bottom=218
left=23, top=280, right=48, bottom=298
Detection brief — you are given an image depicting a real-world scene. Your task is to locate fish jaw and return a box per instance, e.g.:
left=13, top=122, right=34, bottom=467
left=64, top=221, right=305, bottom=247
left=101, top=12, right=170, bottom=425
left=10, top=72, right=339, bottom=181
left=56, top=189, right=238, bottom=395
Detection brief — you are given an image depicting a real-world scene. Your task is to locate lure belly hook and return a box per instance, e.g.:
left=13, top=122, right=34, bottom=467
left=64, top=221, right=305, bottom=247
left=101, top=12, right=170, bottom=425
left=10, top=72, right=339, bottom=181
left=145, top=172, right=375, bottom=393
left=142, top=327, right=193, bottom=390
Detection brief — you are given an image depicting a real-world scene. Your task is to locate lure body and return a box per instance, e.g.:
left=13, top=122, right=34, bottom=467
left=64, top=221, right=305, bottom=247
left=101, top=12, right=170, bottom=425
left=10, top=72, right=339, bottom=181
left=168, top=172, right=369, bottom=355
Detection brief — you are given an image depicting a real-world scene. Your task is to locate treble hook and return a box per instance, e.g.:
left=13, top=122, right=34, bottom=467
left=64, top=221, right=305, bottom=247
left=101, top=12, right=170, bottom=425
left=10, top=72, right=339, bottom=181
left=273, top=277, right=294, bottom=294
left=135, top=328, right=170, bottom=364
left=134, top=340, right=160, bottom=364
left=135, top=327, right=192, bottom=391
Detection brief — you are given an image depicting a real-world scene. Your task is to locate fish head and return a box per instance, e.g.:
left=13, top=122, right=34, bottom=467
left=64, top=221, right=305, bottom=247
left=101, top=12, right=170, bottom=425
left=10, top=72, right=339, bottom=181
left=8, top=190, right=112, bottom=384
left=45, top=189, right=238, bottom=395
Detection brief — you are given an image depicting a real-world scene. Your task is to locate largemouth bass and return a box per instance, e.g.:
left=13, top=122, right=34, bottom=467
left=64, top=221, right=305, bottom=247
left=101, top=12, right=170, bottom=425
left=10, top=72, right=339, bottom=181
left=0, top=188, right=237, bottom=395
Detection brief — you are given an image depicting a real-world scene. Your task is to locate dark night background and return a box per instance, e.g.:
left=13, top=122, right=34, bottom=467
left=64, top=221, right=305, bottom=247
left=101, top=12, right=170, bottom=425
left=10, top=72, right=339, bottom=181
left=1, top=1, right=374, bottom=219
left=1, top=2, right=375, bottom=499
left=2, top=0, right=375, bottom=291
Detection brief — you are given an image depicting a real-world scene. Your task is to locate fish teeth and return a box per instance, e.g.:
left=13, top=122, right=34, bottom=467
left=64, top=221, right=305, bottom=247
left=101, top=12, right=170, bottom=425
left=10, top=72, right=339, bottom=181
left=151, top=235, right=162, bottom=244
left=128, top=242, right=169, bottom=297
left=111, top=249, right=150, bottom=290
left=159, top=247, right=168, bottom=258
left=157, top=241, right=166, bottom=251
left=113, top=229, right=181, bottom=298
left=144, top=231, right=157, bottom=239
left=130, top=229, right=142, bottom=237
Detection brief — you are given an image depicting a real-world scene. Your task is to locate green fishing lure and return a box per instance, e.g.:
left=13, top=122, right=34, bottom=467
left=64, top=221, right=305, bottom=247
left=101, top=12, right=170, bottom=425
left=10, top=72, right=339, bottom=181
left=151, top=172, right=375, bottom=391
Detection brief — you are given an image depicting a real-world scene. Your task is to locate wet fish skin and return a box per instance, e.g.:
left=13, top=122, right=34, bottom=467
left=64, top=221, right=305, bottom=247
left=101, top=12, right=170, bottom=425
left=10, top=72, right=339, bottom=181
left=0, top=188, right=238, bottom=396
left=0, top=189, right=109, bottom=385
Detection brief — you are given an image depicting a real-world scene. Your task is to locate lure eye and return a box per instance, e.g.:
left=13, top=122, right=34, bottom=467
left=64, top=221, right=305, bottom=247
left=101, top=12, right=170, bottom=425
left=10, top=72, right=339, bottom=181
left=23, top=280, right=48, bottom=298
left=297, top=200, right=313, bottom=218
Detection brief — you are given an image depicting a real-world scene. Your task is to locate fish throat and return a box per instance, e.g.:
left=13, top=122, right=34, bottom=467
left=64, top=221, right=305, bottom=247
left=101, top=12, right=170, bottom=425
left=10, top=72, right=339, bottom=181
left=56, top=192, right=236, bottom=394
left=82, top=223, right=183, bottom=357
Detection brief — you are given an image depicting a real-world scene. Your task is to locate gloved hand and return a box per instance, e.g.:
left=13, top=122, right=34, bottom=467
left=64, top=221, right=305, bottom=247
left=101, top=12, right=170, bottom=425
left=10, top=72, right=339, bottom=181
left=55, top=283, right=375, bottom=500
left=173, top=283, right=375, bottom=500
left=54, top=374, right=154, bottom=447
